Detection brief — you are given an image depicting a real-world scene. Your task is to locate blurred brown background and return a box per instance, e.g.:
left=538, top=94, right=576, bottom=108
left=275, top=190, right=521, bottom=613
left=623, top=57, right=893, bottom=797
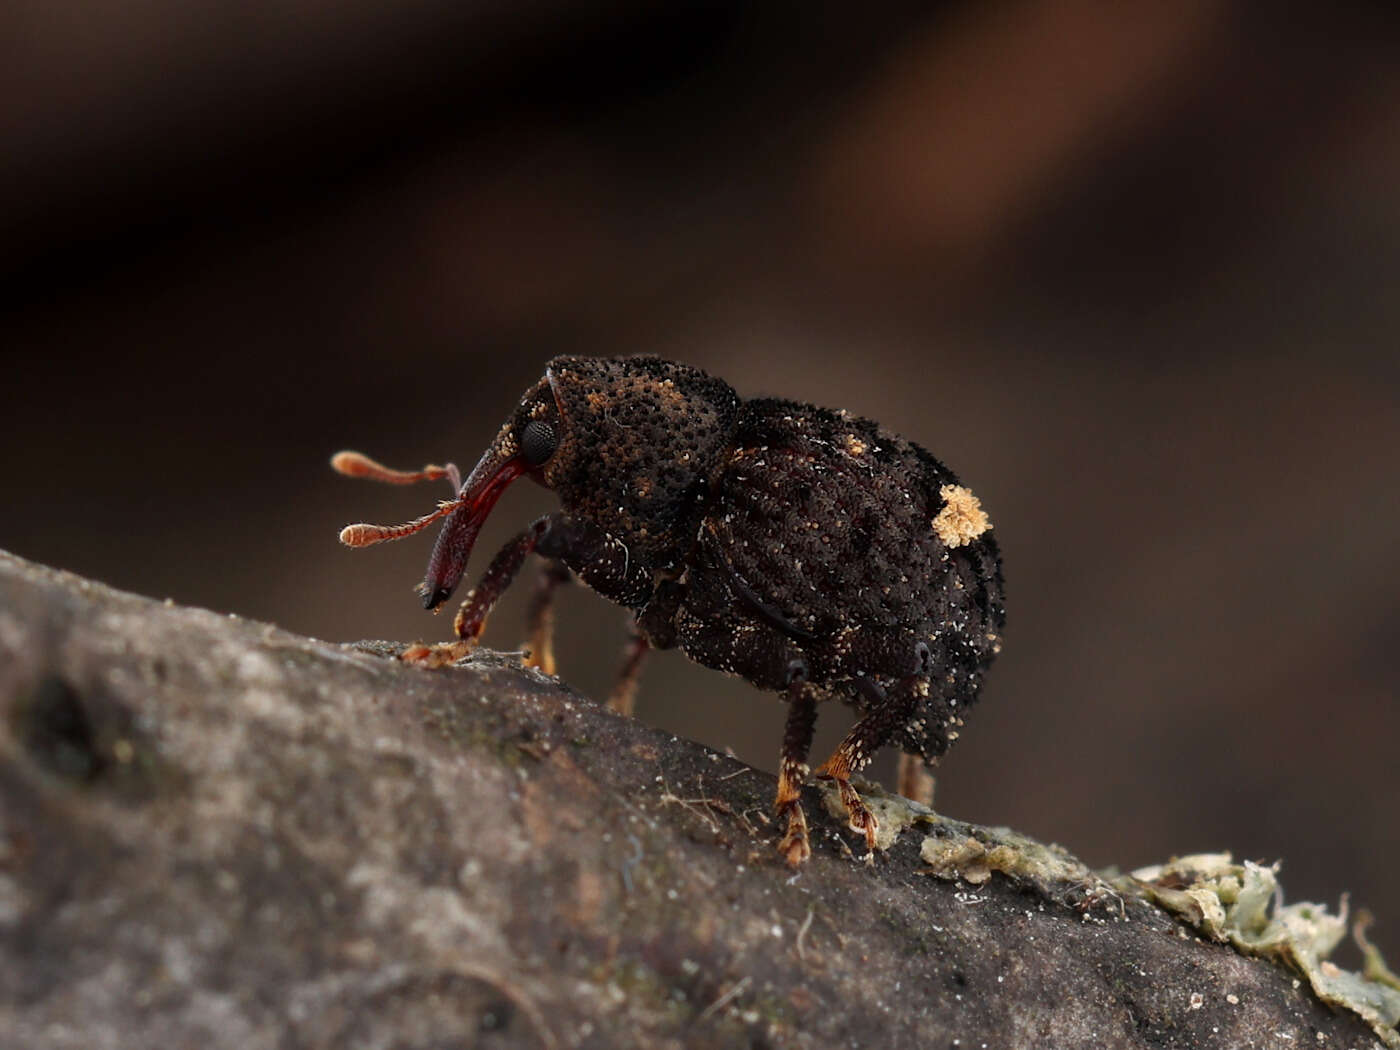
left=3, top=1, right=1397, bottom=954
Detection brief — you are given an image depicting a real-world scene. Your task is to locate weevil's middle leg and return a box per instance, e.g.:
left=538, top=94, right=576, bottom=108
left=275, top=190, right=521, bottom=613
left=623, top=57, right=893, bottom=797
left=522, top=562, right=571, bottom=674
left=897, top=752, right=935, bottom=808
left=607, top=627, right=650, bottom=716
left=774, top=672, right=819, bottom=867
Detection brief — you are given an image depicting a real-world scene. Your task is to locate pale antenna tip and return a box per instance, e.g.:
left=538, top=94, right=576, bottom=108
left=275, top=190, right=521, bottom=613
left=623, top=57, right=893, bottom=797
left=339, top=523, right=381, bottom=547
left=331, top=450, right=373, bottom=476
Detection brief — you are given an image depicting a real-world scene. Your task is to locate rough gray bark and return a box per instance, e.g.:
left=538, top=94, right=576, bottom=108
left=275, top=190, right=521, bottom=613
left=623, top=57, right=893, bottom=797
left=0, top=550, right=1388, bottom=1049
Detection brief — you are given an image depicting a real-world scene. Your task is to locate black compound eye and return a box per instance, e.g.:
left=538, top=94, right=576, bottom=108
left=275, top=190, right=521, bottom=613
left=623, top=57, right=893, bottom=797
left=520, top=420, right=559, bottom=466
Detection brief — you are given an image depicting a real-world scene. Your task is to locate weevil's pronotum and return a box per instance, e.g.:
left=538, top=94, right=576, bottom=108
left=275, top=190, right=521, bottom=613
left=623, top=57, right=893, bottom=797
left=333, top=356, right=1004, bottom=865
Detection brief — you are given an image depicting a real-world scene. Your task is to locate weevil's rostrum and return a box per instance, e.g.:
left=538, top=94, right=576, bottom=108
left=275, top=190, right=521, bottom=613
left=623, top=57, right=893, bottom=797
left=334, top=356, right=1004, bottom=866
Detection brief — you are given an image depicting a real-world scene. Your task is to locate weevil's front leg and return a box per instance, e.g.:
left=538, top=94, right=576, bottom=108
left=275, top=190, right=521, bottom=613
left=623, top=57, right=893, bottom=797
left=522, top=562, right=571, bottom=674
left=774, top=667, right=819, bottom=867
left=404, top=514, right=654, bottom=671
left=402, top=517, right=553, bottom=668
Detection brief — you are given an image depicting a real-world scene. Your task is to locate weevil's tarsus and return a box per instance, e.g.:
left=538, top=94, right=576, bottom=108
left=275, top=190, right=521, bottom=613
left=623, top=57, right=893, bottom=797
left=777, top=799, right=811, bottom=869
left=815, top=728, right=881, bottom=852
left=775, top=684, right=819, bottom=867
left=401, top=639, right=474, bottom=668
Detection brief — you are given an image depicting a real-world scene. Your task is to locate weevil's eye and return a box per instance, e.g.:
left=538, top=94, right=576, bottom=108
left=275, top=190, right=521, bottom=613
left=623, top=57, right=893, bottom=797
left=520, top=420, right=558, bottom=466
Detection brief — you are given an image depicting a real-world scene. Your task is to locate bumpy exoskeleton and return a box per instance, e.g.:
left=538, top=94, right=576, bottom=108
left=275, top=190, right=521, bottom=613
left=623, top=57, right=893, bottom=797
left=333, top=356, right=1004, bottom=865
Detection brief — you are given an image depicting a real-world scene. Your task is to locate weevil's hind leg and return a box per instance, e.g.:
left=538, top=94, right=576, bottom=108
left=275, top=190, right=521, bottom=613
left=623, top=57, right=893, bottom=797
left=774, top=670, right=819, bottom=867
left=814, top=679, right=915, bottom=854
left=896, top=752, right=935, bottom=808
left=607, top=626, right=650, bottom=716
left=402, top=517, right=552, bottom=668
left=522, top=562, right=571, bottom=675
left=814, top=740, right=879, bottom=854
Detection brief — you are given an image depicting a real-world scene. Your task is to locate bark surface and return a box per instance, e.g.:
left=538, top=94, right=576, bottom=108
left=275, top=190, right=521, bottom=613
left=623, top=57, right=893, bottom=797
left=0, top=550, right=1386, bottom=1049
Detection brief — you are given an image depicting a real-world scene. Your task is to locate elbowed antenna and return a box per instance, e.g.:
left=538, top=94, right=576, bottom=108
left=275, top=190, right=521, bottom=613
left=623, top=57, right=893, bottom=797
left=329, top=446, right=531, bottom=610
left=337, top=500, right=465, bottom=549
left=332, top=449, right=466, bottom=548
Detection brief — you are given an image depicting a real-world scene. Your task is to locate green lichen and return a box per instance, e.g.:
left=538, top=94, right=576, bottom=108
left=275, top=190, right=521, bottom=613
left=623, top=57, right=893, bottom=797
left=821, top=779, right=1116, bottom=900
left=1125, top=852, right=1400, bottom=1048
left=1358, top=912, right=1400, bottom=993
left=823, top=784, right=1400, bottom=1049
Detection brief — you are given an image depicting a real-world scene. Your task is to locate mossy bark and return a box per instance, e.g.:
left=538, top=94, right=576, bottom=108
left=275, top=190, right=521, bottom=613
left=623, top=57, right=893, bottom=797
left=0, top=550, right=1386, bottom=1049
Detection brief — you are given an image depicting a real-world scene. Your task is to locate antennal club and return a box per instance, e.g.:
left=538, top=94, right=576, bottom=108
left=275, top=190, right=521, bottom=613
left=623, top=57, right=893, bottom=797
left=338, top=499, right=465, bottom=549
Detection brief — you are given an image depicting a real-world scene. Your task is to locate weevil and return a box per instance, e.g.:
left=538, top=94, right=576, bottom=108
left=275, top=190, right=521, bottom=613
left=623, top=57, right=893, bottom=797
left=333, top=356, right=1004, bottom=865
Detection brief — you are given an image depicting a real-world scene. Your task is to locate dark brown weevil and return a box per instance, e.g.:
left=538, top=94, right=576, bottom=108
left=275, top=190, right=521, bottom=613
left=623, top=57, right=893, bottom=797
left=333, top=356, right=1004, bottom=866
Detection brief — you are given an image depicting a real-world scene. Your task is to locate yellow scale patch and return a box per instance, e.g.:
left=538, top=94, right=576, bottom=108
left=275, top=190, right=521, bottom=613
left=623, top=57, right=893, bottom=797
left=931, top=484, right=991, bottom=548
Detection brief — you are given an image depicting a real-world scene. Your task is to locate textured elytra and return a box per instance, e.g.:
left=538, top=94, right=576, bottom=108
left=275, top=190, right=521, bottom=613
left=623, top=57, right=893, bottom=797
left=659, top=397, right=1004, bottom=763
left=338, top=355, right=1004, bottom=861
